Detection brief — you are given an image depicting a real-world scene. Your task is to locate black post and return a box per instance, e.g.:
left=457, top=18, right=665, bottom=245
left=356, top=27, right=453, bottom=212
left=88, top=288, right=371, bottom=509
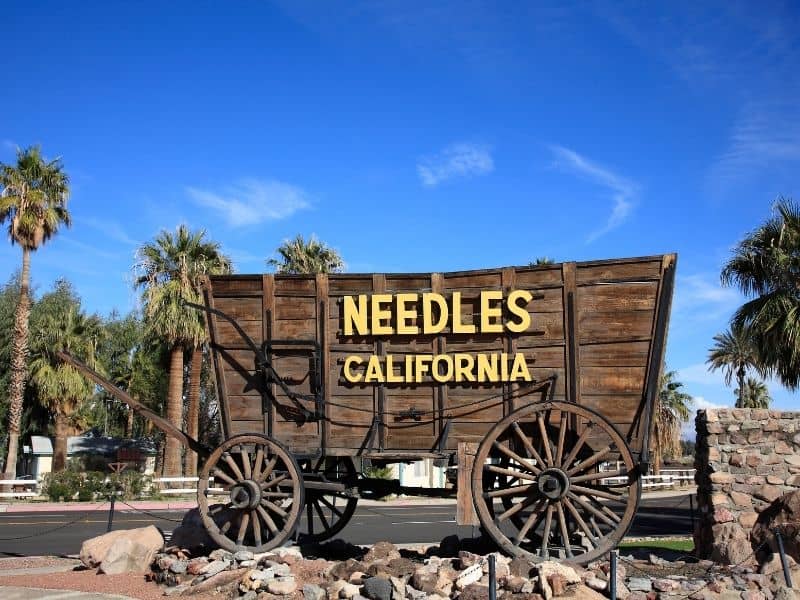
left=689, top=495, right=695, bottom=533
left=488, top=554, right=496, bottom=600
left=107, top=494, right=115, bottom=533
left=775, top=528, right=794, bottom=589
left=609, top=550, right=617, bottom=600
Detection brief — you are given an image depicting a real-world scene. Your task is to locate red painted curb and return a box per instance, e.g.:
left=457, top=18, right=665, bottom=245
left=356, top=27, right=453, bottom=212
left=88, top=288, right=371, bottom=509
left=0, top=501, right=197, bottom=513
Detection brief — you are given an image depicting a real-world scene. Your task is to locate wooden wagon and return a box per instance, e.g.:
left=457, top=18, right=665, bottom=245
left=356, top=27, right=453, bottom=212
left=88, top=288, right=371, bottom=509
left=61, top=253, right=676, bottom=564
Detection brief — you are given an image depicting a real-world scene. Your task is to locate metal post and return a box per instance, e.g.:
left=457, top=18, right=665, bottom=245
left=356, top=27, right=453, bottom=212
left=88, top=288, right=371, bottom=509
left=488, top=554, right=496, bottom=600
left=689, top=495, right=695, bottom=533
left=609, top=550, right=617, bottom=600
left=107, top=494, right=115, bottom=533
left=775, top=528, right=794, bottom=589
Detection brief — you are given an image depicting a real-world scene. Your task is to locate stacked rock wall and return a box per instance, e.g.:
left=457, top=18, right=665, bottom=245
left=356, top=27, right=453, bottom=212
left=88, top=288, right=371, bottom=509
left=694, top=408, right=800, bottom=563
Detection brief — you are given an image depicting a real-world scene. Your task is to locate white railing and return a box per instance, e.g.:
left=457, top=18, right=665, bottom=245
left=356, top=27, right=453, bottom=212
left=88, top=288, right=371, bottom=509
left=153, top=476, right=222, bottom=495
left=0, top=479, right=40, bottom=498
left=600, top=469, right=695, bottom=489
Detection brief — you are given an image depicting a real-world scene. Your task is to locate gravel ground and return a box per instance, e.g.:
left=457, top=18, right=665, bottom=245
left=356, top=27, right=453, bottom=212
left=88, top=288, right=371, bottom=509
left=0, top=556, right=80, bottom=571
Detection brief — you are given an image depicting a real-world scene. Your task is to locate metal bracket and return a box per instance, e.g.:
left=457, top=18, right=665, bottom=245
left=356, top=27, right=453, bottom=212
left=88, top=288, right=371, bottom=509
left=396, top=408, right=423, bottom=422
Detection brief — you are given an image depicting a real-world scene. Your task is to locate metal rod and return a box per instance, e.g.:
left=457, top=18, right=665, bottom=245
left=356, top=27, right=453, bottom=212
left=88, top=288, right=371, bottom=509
left=689, top=495, right=695, bottom=534
left=775, top=528, right=794, bottom=589
left=488, top=554, right=496, bottom=600
left=107, top=494, right=115, bottom=533
left=609, top=550, right=617, bottom=600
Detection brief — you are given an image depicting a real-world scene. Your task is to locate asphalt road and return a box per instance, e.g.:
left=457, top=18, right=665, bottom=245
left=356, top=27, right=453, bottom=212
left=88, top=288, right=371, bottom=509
left=0, top=493, right=695, bottom=558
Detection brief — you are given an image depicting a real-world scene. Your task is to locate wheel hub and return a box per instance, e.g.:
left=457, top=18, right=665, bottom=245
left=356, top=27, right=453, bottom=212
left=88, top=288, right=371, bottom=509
left=537, top=468, right=570, bottom=500
left=230, top=480, right=261, bottom=510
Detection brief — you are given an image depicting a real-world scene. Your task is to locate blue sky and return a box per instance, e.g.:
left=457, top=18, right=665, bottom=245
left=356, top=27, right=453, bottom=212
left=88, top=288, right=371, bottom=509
left=1, top=1, right=799, bottom=423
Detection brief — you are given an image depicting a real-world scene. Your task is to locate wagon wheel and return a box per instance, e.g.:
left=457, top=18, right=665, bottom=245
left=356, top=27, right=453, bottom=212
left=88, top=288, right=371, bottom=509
left=297, top=456, right=358, bottom=543
left=472, top=401, right=640, bottom=564
left=198, top=434, right=304, bottom=552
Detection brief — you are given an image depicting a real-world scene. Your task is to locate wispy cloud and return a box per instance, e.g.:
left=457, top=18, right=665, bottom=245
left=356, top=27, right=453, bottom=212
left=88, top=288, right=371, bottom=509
left=58, top=237, right=123, bottom=261
left=709, top=103, right=800, bottom=191
left=187, top=178, right=311, bottom=227
left=673, top=273, right=741, bottom=322
left=549, top=145, right=637, bottom=242
left=682, top=396, right=730, bottom=439
left=78, top=217, right=140, bottom=247
left=417, top=143, right=494, bottom=187
left=678, top=363, right=726, bottom=388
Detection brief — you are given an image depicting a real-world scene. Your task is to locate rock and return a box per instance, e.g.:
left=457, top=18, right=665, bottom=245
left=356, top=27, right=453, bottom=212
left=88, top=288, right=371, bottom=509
left=504, top=575, right=527, bottom=593
left=79, top=525, right=163, bottom=570
left=535, top=562, right=581, bottom=600
left=187, top=557, right=209, bottom=575
left=363, top=541, right=401, bottom=564
left=712, top=522, right=755, bottom=565
left=362, top=577, right=392, bottom=600
left=510, top=557, right=537, bottom=578
left=304, top=583, right=326, bottom=600
left=653, top=578, right=680, bottom=592
left=547, top=573, right=567, bottom=597
left=340, top=582, right=361, bottom=598
left=184, top=567, right=248, bottom=596
left=752, top=490, right=800, bottom=565
left=458, top=583, right=490, bottom=600
left=559, top=584, right=606, bottom=599
left=627, top=577, right=652, bottom=592
left=331, top=559, right=367, bottom=581
left=169, top=506, right=239, bottom=553
left=264, top=560, right=292, bottom=577
left=209, top=548, right=234, bottom=561
left=200, top=559, right=231, bottom=577
left=585, top=576, right=606, bottom=592
left=249, top=567, right=275, bottom=581
left=235, top=550, right=255, bottom=562
left=455, top=562, right=484, bottom=590
left=389, top=576, right=405, bottom=600
left=411, top=568, right=438, bottom=594
left=459, top=550, right=482, bottom=569
left=760, top=553, right=797, bottom=575
left=241, top=592, right=257, bottom=600
left=98, top=533, right=164, bottom=575
left=169, top=559, right=188, bottom=574
left=273, top=546, right=303, bottom=559
left=268, top=576, right=297, bottom=595
left=349, top=571, right=367, bottom=584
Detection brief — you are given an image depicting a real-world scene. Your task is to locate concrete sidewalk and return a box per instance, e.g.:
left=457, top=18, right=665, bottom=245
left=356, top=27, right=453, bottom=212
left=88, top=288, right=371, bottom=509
left=0, top=587, right=135, bottom=599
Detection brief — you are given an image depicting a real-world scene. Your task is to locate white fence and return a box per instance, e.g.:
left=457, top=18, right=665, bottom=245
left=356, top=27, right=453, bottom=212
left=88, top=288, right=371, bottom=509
left=0, top=479, right=40, bottom=498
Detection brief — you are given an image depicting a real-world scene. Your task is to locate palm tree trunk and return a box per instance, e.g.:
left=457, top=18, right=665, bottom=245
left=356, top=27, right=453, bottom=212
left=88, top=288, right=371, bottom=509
left=126, top=408, right=134, bottom=437
left=185, top=347, right=201, bottom=477
left=52, top=412, right=69, bottom=472
left=3, top=248, right=32, bottom=480
left=737, top=366, right=746, bottom=409
left=163, top=344, right=184, bottom=477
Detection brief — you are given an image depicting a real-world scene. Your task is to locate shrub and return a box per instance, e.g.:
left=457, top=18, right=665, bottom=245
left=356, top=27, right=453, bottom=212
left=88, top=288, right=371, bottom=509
left=41, top=469, right=153, bottom=501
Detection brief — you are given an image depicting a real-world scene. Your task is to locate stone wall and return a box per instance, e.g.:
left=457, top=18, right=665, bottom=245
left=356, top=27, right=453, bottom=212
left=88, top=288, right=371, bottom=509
left=694, top=408, right=800, bottom=563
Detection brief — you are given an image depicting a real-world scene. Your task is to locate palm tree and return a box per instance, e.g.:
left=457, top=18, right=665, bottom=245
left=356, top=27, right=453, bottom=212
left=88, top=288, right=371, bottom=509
left=721, top=198, right=800, bottom=389
left=268, top=234, right=344, bottom=274
left=0, top=146, right=70, bottom=478
left=135, top=225, right=230, bottom=476
left=735, top=377, right=772, bottom=409
left=529, top=257, right=555, bottom=266
left=650, top=369, right=693, bottom=473
left=29, top=303, right=102, bottom=471
left=707, top=323, right=762, bottom=406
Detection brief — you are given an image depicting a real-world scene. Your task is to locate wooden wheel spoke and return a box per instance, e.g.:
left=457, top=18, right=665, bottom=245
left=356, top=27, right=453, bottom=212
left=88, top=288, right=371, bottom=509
left=555, top=412, right=568, bottom=467
left=563, top=497, right=596, bottom=547
left=261, top=499, right=289, bottom=518
left=485, top=483, right=536, bottom=499
left=257, top=504, right=279, bottom=534
left=567, top=492, right=617, bottom=527
left=306, top=501, right=315, bottom=535
left=220, top=518, right=233, bottom=534
left=314, top=501, right=331, bottom=531
left=318, top=495, right=345, bottom=518
left=485, top=464, right=538, bottom=483
left=213, top=469, right=236, bottom=487
left=511, top=422, right=546, bottom=467
left=493, top=441, right=542, bottom=475
left=261, top=473, right=289, bottom=489
left=251, top=510, right=262, bottom=546
left=600, top=503, right=623, bottom=524
left=571, top=484, right=624, bottom=502
left=567, top=445, right=612, bottom=477
left=571, top=469, right=627, bottom=484
left=262, top=491, right=291, bottom=499
left=252, top=448, right=264, bottom=480
left=258, top=456, right=279, bottom=483
left=240, top=448, right=252, bottom=479
left=514, top=499, right=546, bottom=545
left=561, top=421, right=594, bottom=470
left=555, top=503, right=572, bottom=558
left=498, top=494, right=539, bottom=523
left=541, top=505, right=554, bottom=558
left=223, top=453, right=245, bottom=481
left=237, top=512, right=250, bottom=545
left=538, top=415, right=554, bottom=466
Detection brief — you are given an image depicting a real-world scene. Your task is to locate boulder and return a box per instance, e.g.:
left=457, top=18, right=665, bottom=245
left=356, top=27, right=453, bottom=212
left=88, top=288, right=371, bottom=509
left=79, top=526, right=163, bottom=571
left=304, top=583, right=327, bottom=600
left=268, top=576, right=298, bottom=595
left=169, top=504, right=238, bottom=553
left=752, top=490, right=800, bottom=565
left=559, top=583, right=606, bottom=599
left=363, top=541, right=401, bottom=564
left=99, top=536, right=162, bottom=575
left=711, top=522, right=755, bottom=565
left=362, top=576, right=393, bottom=600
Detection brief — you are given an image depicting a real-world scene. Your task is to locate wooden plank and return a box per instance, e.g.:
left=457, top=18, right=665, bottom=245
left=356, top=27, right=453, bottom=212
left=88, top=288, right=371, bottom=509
left=457, top=442, right=480, bottom=526
left=318, top=272, right=330, bottom=454
left=274, top=297, right=316, bottom=320
left=210, top=276, right=262, bottom=293
left=273, top=319, right=317, bottom=339
left=576, top=260, right=662, bottom=284
left=328, top=276, right=375, bottom=294
left=563, top=262, right=580, bottom=405
left=578, top=310, right=655, bottom=343
left=581, top=366, right=647, bottom=395
left=215, top=319, right=263, bottom=346
left=229, top=420, right=263, bottom=435
left=577, top=282, right=659, bottom=311
left=204, top=283, right=233, bottom=440
left=442, top=272, right=503, bottom=289
left=228, top=396, right=262, bottom=421
left=262, top=274, right=274, bottom=437
left=274, top=278, right=317, bottom=295
left=580, top=341, right=650, bottom=367
left=213, top=297, right=262, bottom=321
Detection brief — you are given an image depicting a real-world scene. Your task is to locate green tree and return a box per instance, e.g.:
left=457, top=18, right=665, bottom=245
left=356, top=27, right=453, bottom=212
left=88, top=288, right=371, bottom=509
left=528, top=257, right=555, bottom=266
left=29, top=300, right=102, bottom=471
left=734, top=377, right=772, bottom=409
left=721, top=198, right=800, bottom=389
left=268, top=234, right=344, bottom=274
left=707, top=323, right=762, bottom=407
left=135, top=225, right=230, bottom=476
left=650, top=369, right=693, bottom=473
left=0, top=146, right=70, bottom=478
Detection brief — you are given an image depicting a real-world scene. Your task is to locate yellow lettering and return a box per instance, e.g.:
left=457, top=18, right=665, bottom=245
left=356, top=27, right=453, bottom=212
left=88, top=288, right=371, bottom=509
left=480, top=290, right=504, bottom=333
left=454, top=353, right=475, bottom=382
left=501, top=352, right=509, bottom=380
left=477, top=353, right=499, bottom=382
left=506, top=290, right=532, bottom=333
left=364, top=355, right=385, bottom=382
left=371, top=293, right=393, bottom=335
left=385, top=354, right=403, bottom=383
left=432, top=354, right=453, bottom=383
left=414, top=354, right=431, bottom=383
left=343, top=295, right=368, bottom=335
left=510, top=352, right=531, bottom=381
left=343, top=356, right=363, bottom=382
left=422, top=293, right=448, bottom=334
left=452, top=292, right=476, bottom=334
left=395, top=293, right=419, bottom=335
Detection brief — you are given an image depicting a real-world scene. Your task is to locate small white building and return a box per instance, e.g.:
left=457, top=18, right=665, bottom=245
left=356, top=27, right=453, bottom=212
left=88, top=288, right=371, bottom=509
left=391, top=458, right=448, bottom=488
